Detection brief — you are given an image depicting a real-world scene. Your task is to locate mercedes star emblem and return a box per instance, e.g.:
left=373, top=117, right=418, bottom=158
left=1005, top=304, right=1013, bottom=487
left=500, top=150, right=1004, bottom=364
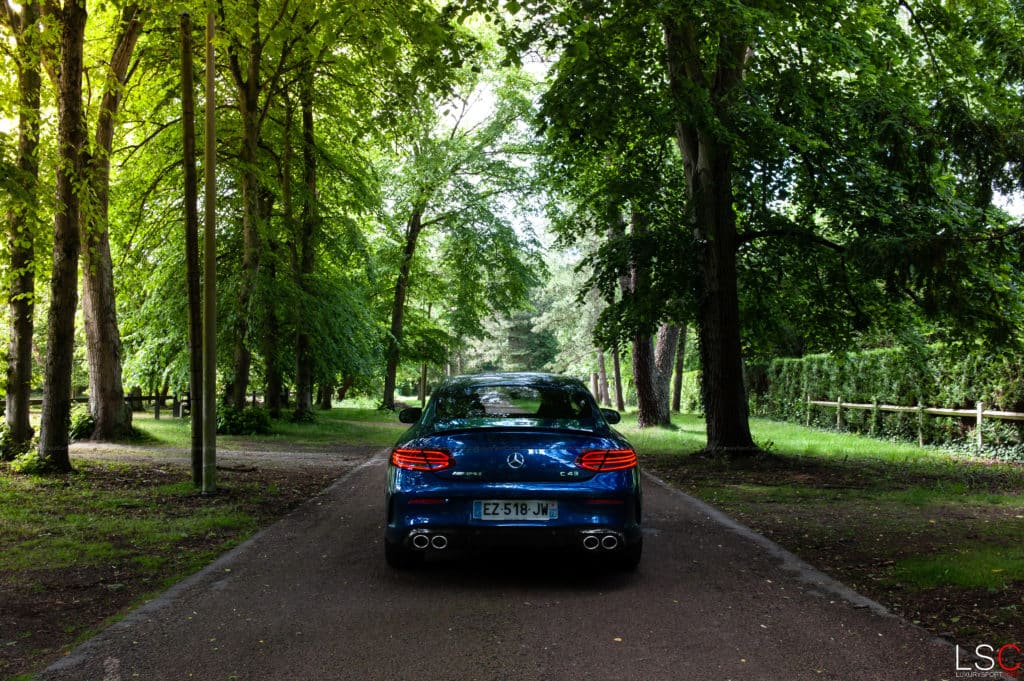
left=507, top=452, right=526, bottom=469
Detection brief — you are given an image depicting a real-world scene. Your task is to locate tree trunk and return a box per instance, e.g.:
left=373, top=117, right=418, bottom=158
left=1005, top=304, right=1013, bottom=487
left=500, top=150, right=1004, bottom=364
left=611, top=341, right=625, bottom=412
left=419, top=363, right=427, bottom=406
left=259, top=189, right=281, bottom=418
left=631, top=336, right=657, bottom=426
left=159, top=374, right=170, bottom=407
left=336, top=374, right=355, bottom=403
left=590, top=371, right=599, bottom=400
left=294, top=67, right=317, bottom=418
left=227, top=3, right=264, bottom=410
left=263, top=301, right=283, bottom=418
left=672, top=323, right=687, bottom=412
left=653, top=324, right=679, bottom=423
left=663, top=16, right=755, bottom=452
left=38, top=0, right=87, bottom=472
left=383, top=209, right=423, bottom=410
left=81, top=5, right=142, bottom=441
left=633, top=324, right=679, bottom=427
left=180, top=11, right=203, bottom=484
left=318, top=382, right=332, bottom=410
left=3, top=0, right=41, bottom=459
left=596, top=348, right=610, bottom=406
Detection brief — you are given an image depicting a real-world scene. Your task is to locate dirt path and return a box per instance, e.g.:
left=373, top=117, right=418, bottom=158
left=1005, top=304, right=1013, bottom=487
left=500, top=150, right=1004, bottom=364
left=70, top=440, right=374, bottom=471
left=37, top=455, right=958, bottom=681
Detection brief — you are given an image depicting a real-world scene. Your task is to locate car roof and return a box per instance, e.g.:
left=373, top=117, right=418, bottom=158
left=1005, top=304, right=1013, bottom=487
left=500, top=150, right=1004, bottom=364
left=440, top=372, right=587, bottom=392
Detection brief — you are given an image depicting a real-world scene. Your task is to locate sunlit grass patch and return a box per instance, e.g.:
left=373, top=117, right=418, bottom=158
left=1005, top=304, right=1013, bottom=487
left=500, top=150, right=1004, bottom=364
left=129, top=404, right=405, bottom=450
left=892, top=548, right=1024, bottom=589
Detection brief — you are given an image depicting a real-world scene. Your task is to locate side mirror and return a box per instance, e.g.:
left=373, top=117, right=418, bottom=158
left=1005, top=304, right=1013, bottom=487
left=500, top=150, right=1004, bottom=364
left=601, top=408, right=621, bottom=425
left=398, top=407, right=422, bottom=424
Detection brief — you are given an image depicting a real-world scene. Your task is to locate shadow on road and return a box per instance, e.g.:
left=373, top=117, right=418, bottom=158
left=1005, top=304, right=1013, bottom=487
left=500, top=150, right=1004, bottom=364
left=382, top=551, right=640, bottom=593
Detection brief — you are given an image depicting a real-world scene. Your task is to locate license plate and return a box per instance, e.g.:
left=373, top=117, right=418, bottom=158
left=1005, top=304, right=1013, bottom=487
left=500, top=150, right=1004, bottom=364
left=473, top=500, right=558, bottom=521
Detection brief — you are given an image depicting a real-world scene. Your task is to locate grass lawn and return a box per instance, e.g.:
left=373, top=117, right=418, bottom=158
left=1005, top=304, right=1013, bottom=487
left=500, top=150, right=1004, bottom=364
left=621, top=411, right=1024, bottom=655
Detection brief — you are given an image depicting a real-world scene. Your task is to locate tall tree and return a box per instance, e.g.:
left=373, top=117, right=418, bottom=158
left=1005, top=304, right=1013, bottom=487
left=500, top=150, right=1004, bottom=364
left=80, top=3, right=144, bottom=440
left=381, top=66, right=540, bottom=409
left=2, top=0, right=42, bottom=459
left=292, top=64, right=317, bottom=419
left=37, top=0, right=88, bottom=472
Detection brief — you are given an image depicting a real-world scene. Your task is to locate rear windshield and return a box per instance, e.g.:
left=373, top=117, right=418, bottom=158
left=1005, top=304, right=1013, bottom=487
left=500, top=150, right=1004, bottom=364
left=426, top=384, right=601, bottom=433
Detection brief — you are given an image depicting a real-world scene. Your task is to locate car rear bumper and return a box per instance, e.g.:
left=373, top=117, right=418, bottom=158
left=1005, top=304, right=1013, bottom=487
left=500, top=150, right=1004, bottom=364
left=385, top=523, right=642, bottom=554
left=385, top=493, right=641, bottom=553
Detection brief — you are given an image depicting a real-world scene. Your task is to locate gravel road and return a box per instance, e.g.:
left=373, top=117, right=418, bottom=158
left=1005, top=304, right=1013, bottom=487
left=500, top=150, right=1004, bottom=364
left=38, top=451, right=958, bottom=681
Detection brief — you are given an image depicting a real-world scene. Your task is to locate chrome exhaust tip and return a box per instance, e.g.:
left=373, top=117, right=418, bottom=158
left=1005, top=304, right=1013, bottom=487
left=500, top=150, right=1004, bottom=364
left=430, top=534, right=448, bottom=550
left=582, top=535, right=601, bottom=551
left=601, top=534, right=619, bottom=550
left=411, top=533, right=430, bottom=550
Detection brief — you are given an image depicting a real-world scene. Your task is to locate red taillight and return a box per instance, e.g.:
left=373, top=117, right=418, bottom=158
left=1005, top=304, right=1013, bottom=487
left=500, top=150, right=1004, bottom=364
left=391, top=448, right=452, bottom=472
left=577, top=449, right=638, bottom=472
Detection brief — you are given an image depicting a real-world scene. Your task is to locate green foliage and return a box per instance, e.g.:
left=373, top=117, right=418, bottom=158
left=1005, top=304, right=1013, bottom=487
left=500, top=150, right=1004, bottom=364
left=10, top=449, right=47, bottom=475
left=68, top=404, right=95, bottom=442
left=0, top=421, right=34, bottom=461
left=216, top=406, right=272, bottom=436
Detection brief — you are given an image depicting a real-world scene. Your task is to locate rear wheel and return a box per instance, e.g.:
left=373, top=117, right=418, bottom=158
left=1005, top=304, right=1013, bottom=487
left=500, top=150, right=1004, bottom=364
left=385, top=540, right=422, bottom=570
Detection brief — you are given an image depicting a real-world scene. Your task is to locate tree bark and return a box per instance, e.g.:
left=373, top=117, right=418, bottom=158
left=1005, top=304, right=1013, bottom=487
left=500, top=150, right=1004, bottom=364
left=383, top=209, right=424, bottom=410
left=672, top=323, right=687, bottom=412
left=663, top=16, right=755, bottom=452
left=294, top=66, right=317, bottom=418
left=180, top=11, right=203, bottom=484
left=336, top=374, right=354, bottom=403
left=81, top=4, right=142, bottom=441
left=38, top=0, right=88, bottom=472
left=631, top=336, right=656, bottom=426
left=262, top=280, right=283, bottom=419
left=596, top=348, right=610, bottom=406
left=258, top=189, right=280, bottom=417
left=226, top=0, right=264, bottom=409
left=653, top=324, right=679, bottom=422
left=611, top=341, right=625, bottom=412
left=318, top=382, right=332, bottom=410
left=3, top=0, right=41, bottom=459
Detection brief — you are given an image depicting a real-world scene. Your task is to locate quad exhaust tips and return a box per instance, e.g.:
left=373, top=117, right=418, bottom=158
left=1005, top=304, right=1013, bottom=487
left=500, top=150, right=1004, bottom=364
left=409, top=531, right=449, bottom=550
left=582, top=530, right=622, bottom=551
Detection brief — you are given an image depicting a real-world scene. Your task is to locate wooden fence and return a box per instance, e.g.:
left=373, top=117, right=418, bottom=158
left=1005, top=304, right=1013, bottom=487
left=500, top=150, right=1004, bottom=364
left=24, top=395, right=189, bottom=419
left=806, top=396, right=1024, bottom=449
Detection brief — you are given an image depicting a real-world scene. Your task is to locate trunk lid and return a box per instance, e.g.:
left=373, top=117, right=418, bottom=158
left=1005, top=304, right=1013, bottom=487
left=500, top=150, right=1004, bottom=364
left=417, top=429, right=618, bottom=483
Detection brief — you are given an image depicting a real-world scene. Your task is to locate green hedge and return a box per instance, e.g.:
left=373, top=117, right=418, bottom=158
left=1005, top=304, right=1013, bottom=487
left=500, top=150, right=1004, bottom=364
left=751, top=347, right=1024, bottom=448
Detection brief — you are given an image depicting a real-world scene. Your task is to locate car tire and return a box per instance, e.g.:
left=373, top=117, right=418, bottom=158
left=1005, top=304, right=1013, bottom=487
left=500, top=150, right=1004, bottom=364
left=385, top=540, right=422, bottom=570
left=612, top=538, right=642, bottom=571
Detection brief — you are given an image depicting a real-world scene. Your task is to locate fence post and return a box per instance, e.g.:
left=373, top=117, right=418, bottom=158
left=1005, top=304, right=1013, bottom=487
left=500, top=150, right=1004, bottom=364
left=916, top=402, right=925, bottom=447
left=806, top=394, right=811, bottom=427
left=870, top=397, right=878, bottom=437
left=836, top=396, right=843, bottom=430
left=976, top=401, right=984, bottom=450
left=154, top=397, right=160, bottom=420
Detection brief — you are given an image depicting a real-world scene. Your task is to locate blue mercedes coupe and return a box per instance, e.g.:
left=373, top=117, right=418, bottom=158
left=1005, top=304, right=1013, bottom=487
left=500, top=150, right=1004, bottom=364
left=384, top=372, right=642, bottom=570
